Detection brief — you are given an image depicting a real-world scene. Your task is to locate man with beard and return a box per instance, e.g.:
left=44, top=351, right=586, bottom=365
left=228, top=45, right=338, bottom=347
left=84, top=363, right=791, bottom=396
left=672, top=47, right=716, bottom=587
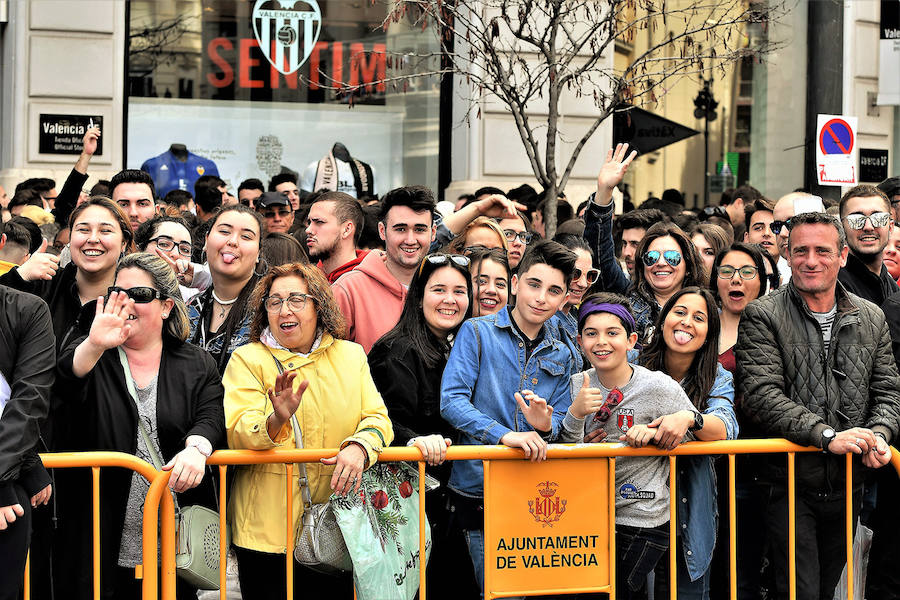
left=836, top=184, right=898, bottom=304
left=333, top=186, right=436, bottom=352
left=305, top=191, right=367, bottom=283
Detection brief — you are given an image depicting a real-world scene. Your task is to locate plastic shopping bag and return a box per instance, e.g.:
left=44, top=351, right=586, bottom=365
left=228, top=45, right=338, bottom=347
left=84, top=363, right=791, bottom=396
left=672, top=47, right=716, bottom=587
left=332, top=463, right=432, bottom=600
left=832, top=520, right=873, bottom=600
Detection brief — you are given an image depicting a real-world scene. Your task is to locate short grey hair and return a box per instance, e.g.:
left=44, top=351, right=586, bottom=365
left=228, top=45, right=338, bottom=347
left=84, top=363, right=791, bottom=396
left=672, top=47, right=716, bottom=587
left=116, top=252, right=190, bottom=341
left=786, top=211, right=847, bottom=251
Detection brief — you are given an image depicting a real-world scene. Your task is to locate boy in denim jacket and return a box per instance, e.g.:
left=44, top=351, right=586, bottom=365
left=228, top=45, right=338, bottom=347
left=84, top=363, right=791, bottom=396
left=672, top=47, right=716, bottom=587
left=440, top=240, right=579, bottom=596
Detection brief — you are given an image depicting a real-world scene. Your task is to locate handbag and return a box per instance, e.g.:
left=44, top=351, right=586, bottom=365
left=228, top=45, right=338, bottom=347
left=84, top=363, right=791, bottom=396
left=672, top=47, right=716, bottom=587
left=118, top=348, right=226, bottom=590
left=266, top=349, right=351, bottom=573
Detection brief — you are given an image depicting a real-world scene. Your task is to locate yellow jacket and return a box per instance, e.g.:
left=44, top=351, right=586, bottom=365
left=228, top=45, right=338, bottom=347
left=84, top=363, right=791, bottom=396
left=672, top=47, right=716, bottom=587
left=223, top=334, right=393, bottom=553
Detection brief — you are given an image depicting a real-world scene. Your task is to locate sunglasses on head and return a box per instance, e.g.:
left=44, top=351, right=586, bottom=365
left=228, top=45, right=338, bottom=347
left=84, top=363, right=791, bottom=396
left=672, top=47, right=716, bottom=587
left=642, top=249, right=682, bottom=268
left=844, top=212, right=891, bottom=230
left=592, top=387, right=624, bottom=424
left=572, top=267, right=600, bottom=285
left=418, top=254, right=471, bottom=277
left=107, top=286, right=167, bottom=303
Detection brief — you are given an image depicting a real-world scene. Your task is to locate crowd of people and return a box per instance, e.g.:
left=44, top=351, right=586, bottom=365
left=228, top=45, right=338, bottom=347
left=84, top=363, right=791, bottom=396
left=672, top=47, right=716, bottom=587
left=1, top=127, right=900, bottom=600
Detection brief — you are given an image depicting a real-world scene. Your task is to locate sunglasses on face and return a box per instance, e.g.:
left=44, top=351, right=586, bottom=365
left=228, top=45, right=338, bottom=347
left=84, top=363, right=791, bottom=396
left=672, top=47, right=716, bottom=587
left=149, top=235, right=193, bottom=258
left=572, top=267, right=600, bottom=285
left=106, top=286, right=167, bottom=303
left=844, top=212, right=891, bottom=230
left=770, top=220, right=791, bottom=235
left=418, top=253, right=471, bottom=277
left=592, top=387, right=624, bottom=424
left=642, top=249, right=682, bottom=268
left=263, top=293, right=314, bottom=313
left=716, top=265, right=759, bottom=280
left=503, top=229, right=533, bottom=244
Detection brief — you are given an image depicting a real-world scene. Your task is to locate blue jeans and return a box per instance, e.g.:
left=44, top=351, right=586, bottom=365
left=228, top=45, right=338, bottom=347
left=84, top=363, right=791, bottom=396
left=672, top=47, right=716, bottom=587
left=464, top=528, right=525, bottom=600
left=616, top=523, right=670, bottom=600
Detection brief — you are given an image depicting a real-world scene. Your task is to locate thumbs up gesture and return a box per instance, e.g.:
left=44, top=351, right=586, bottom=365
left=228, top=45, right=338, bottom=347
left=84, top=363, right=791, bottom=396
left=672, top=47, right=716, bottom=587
left=571, top=373, right=606, bottom=419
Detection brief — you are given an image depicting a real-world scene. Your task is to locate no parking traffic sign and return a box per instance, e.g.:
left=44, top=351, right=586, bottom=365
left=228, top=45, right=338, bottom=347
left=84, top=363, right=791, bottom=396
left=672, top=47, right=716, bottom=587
left=816, top=114, right=858, bottom=186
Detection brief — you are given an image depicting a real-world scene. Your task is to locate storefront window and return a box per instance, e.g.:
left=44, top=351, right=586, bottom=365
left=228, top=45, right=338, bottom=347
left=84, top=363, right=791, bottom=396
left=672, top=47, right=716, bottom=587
left=126, top=0, right=441, bottom=198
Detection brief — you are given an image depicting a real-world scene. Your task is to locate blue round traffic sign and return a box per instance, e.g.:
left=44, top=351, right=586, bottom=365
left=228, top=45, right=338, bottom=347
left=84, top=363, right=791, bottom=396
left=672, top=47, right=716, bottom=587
left=819, top=119, right=854, bottom=155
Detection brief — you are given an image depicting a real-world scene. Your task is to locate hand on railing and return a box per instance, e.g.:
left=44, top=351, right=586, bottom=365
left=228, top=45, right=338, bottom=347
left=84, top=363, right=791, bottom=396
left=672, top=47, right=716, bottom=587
left=645, top=411, right=694, bottom=451
left=499, top=431, right=548, bottom=461
left=162, top=447, right=207, bottom=492
left=409, top=435, right=452, bottom=466
left=322, top=443, right=367, bottom=496
left=619, top=424, right=659, bottom=448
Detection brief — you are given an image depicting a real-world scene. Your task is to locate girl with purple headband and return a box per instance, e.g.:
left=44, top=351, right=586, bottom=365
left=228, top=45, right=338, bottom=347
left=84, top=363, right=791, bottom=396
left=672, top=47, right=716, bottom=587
left=559, top=292, right=697, bottom=600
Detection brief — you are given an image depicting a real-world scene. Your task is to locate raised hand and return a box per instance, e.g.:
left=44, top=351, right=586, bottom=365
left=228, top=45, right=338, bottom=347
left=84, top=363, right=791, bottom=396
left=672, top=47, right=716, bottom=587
left=571, top=375, right=607, bottom=419
left=267, top=371, right=309, bottom=427
left=83, top=125, right=101, bottom=156
left=88, top=291, right=134, bottom=350
left=477, top=194, right=527, bottom=219
left=516, top=389, right=553, bottom=432
left=596, top=143, right=638, bottom=202
left=16, top=239, right=60, bottom=282
left=154, top=246, right=195, bottom=286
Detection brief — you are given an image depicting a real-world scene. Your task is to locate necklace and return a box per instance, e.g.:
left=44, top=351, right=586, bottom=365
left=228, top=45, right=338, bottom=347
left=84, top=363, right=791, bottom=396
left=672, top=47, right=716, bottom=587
left=211, top=290, right=238, bottom=319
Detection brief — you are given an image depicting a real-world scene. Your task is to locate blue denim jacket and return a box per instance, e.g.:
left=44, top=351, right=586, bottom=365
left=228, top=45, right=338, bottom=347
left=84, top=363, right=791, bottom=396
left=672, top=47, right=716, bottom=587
left=441, top=307, right=578, bottom=497
left=675, top=363, right=737, bottom=581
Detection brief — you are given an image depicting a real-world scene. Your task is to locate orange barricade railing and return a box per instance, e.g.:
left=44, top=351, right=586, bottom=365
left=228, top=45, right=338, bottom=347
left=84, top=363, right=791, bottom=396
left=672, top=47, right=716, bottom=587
left=22, top=452, right=171, bottom=600
left=26, top=441, right=900, bottom=600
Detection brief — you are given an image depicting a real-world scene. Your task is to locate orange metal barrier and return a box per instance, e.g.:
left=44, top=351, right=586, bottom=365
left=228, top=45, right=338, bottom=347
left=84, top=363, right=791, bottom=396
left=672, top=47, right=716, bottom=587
left=22, top=452, right=171, bottom=600
left=25, top=441, right=900, bottom=599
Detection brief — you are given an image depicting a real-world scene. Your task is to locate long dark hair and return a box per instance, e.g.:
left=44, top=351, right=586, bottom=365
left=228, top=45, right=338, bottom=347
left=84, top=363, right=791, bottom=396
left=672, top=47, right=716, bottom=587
left=631, top=223, right=707, bottom=322
left=375, top=254, right=473, bottom=368
left=193, top=205, right=266, bottom=369
left=709, top=242, right=768, bottom=307
left=639, top=286, right=721, bottom=410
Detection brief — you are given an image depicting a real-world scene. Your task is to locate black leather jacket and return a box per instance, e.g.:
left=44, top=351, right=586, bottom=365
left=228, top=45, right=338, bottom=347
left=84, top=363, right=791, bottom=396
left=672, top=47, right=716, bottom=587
left=736, top=282, right=900, bottom=492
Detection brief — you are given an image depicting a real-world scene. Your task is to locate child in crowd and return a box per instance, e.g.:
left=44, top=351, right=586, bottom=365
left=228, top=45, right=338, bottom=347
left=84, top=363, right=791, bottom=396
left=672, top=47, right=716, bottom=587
left=440, top=240, right=579, bottom=597
left=559, top=292, right=697, bottom=600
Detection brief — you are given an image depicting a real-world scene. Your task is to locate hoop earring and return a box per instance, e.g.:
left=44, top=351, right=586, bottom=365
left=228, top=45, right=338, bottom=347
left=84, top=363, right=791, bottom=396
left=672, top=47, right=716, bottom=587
left=254, top=257, right=269, bottom=277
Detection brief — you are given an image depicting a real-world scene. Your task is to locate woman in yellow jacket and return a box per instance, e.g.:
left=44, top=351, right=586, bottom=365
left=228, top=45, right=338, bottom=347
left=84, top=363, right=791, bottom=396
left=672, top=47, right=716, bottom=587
left=223, top=263, right=393, bottom=599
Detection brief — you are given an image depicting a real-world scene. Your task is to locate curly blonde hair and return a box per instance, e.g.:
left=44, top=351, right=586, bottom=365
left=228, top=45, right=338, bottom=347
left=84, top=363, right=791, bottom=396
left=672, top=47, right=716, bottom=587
left=248, top=262, right=347, bottom=342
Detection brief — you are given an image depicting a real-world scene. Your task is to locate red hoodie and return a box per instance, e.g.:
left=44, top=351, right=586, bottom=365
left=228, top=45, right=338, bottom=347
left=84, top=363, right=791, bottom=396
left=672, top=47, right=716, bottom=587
left=331, top=250, right=406, bottom=353
left=318, top=249, right=369, bottom=284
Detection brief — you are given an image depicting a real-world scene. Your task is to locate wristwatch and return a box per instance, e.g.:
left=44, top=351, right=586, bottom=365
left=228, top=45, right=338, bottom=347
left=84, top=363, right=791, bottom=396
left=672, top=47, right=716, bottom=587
left=821, top=428, right=836, bottom=453
left=688, top=411, right=704, bottom=432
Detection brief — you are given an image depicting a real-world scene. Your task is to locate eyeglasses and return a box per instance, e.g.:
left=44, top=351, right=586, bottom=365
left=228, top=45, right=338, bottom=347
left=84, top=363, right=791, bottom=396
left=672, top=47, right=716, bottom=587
left=263, top=293, right=314, bottom=313
left=418, top=254, right=471, bottom=277
left=149, top=235, right=193, bottom=257
left=716, top=265, right=759, bottom=280
left=844, top=212, right=891, bottom=230
left=642, top=249, right=682, bottom=268
left=572, top=267, right=600, bottom=285
left=592, top=387, right=624, bottom=424
left=770, top=220, right=791, bottom=235
left=503, top=229, right=533, bottom=244
left=107, top=286, right=167, bottom=303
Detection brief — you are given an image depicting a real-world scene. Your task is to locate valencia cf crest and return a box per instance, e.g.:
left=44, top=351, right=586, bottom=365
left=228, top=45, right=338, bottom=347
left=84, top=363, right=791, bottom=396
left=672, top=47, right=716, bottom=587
left=252, top=0, right=322, bottom=75
left=617, top=409, right=634, bottom=433
left=528, top=480, right=567, bottom=527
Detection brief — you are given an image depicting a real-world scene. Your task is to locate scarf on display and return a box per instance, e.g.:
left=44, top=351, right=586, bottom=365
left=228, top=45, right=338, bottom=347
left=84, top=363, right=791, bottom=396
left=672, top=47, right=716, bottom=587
left=260, top=326, right=324, bottom=358
left=313, top=150, right=374, bottom=198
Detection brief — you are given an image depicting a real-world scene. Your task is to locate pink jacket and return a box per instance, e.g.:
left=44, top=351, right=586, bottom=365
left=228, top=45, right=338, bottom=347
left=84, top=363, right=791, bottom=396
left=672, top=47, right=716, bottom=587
left=331, top=250, right=406, bottom=353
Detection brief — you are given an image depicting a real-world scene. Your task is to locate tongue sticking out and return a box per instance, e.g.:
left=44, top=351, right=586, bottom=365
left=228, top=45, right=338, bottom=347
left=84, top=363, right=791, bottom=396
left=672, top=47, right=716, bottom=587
left=673, top=331, right=693, bottom=344
left=222, top=254, right=236, bottom=265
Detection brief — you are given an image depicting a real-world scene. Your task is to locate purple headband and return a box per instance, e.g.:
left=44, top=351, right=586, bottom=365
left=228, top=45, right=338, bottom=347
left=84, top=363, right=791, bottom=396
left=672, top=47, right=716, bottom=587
left=578, top=301, right=636, bottom=334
